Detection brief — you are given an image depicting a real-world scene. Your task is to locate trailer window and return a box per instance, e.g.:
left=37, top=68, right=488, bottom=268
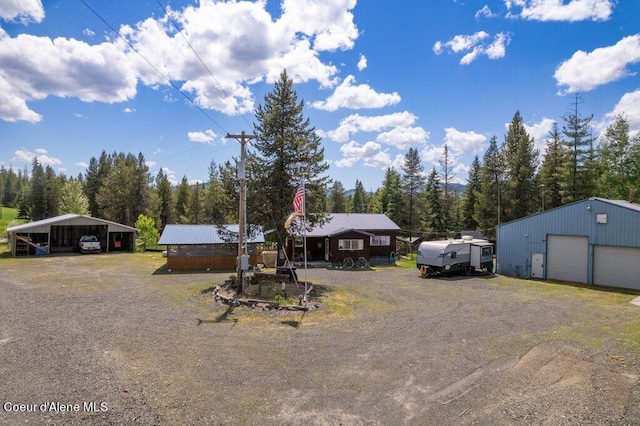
left=482, top=247, right=492, bottom=256
left=451, top=251, right=457, bottom=259
left=338, top=239, right=364, bottom=251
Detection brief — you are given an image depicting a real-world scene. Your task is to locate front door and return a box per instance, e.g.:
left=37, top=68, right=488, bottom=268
left=531, top=253, right=544, bottom=278
left=325, top=238, right=330, bottom=261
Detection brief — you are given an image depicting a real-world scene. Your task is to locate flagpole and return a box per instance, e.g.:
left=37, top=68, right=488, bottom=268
left=302, top=179, right=308, bottom=302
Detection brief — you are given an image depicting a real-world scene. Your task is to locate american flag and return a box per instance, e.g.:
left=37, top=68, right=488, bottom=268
left=293, top=182, right=305, bottom=216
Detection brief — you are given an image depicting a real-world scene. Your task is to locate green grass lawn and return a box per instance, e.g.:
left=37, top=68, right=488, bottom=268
left=0, top=206, right=24, bottom=237
left=395, top=252, right=417, bottom=268
left=0, top=207, right=26, bottom=256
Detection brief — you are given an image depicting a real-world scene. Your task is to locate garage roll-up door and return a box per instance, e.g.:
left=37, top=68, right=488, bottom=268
left=594, top=246, right=640, bottom=290
left=547, top=235, right=588, bottom=283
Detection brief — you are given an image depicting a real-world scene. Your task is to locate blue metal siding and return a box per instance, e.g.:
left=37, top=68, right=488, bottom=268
left=496, top=198, right=640, bottom=281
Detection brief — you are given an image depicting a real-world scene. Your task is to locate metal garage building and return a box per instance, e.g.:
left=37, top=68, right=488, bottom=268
left=496, top=198, right=640, bottom=290
left=7, top=214, right=138, bottom=256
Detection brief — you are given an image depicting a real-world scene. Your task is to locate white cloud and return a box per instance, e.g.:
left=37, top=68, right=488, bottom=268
left=554, top=35, right=640, bottom=93
left=435, top=31, right=489, bottom=54
left=0, top=74, right=42, bottom=122
left=338, top=140, right=395, bottom=169
left=376, top=126, right=429, bottom=150
left=311, top=75, right=401, bottom=111
left=421, top=145, right=448, bottom=165
left=475, top=5, right=497, bottom=19
left=505, top=0, right=613, bottom=22
left=444, top=128, right=487, bottom=154
left=12, top=147, right=62, bottom=166
left=161, top=167, right=178, bottom=185
left=485, top=32, right=510, bottom=59
left=603, top=89, right=640, bottom=135
left=123, top=107, right=136, bottom=113
left=523, top=118, right=556, bottom=153
left=327, top=111, right=420, bottom=143
left=0, top=0, right=44, bottom=24
left=334, top=157, right=357, bottom=168
left=278, top=0, right=358, bottom=51
left=434, top=31, right=510, bottom=65
left=357, top=54, right=367, bottom=71
left=1, top=0, right=358, bottom=122
left=83, top=28, right=95, bottom=38
left=76, top=161, right=89, bottom=168
left=452, top=163, right=470, bottom=184
left=188, top=129, right=217, bottom=144
left=0, top=33, right=138, bottom=122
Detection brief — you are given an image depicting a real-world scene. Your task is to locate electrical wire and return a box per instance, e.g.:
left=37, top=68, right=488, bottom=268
left=79, top=0, right=228, bottom=135
left=153, top=0, right=257, bottom=134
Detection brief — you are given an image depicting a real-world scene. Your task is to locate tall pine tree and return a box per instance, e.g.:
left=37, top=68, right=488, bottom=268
left=250, top=70, right=329, bottom=257
left=595, top=114, right=640, bottom=200
left=502, top=111, right=538, bottom=221
left=476, top=135, right=504, bottom=236
left=401, top=147, right=425, bottom=235
left=560, top=93, right=596, bottom=203
left=537, top=122, right=566, bottom=211
left=460, top=155, right=481, bottom=230
left=421, top=167, right=444, bottom=238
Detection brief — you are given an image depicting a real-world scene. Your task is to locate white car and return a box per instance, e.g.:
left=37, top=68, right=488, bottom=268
left=79, top=235, right=101, bottom=254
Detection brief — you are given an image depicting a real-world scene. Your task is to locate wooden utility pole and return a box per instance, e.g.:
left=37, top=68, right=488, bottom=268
left=226, top=131, right=258, bottom=293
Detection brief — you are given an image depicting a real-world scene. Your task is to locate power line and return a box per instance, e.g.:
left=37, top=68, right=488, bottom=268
left=154, top=0, right=257, bottom=133
left=79, top=0, right=228, bottom=135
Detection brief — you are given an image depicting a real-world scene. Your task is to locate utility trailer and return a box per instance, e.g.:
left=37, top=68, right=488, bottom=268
left=416, top=236, right=493, bottom=277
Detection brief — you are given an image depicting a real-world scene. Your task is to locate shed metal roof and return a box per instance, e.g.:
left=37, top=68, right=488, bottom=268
left=304, top=213, right=400, bottom=237
left=158, top=224, right=265, bottom=245
left=7, top=214, right=138, bottom=233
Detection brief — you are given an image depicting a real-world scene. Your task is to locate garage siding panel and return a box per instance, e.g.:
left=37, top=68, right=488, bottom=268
left=547, top=235, right=588, bottom=283
left=593, top=246, right=640, bottom=290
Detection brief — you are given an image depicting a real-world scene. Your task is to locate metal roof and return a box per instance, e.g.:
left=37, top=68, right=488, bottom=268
left=158, top=224, right=265, bottom=245
left=591, top=197, right=640, bottom=212
left=496, top=197, right=640, bottom=228
left=305, top=213, right=400, bottom=237
left=7, top=214, right=138, bottom=233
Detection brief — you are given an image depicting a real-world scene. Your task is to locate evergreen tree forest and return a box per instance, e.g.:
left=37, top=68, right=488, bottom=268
left=3, top=79, right=639, bottom=243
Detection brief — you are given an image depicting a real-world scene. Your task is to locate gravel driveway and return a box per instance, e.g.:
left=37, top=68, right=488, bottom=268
left=1, top=253, right=640, bottom=425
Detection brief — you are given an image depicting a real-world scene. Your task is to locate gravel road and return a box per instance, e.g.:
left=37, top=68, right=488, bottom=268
left=1, top=253, right=640, bottom=425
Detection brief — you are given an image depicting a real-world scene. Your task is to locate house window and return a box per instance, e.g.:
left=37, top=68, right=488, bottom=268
left=338, top=239, right=364, bottom=251
left=370, top=235, right=390, bottom=246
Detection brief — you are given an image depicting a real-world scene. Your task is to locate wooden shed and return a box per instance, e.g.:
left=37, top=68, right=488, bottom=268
left=6, top=214, right=138, bottom=256
left=158, top=224, right=265, bottom=272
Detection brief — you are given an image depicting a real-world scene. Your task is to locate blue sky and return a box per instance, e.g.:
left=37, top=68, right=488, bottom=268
left=1, top=0, right=639, bottom=191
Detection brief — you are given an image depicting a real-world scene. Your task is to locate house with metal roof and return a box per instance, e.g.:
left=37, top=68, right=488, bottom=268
left=496, top=197, right=640, bottom=290
left=158, top=224, right=265, bottom=272
left=287, top=213, right=400, bottom=265
left=6, top=214, right=138, bottom=256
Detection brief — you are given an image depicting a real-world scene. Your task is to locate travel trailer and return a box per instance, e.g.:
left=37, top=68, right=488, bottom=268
left=416, top=236, right=493, bottom=277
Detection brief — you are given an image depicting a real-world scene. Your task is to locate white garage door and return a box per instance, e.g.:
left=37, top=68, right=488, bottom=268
left=547, top=235, right=588, bottom=283
left=594, top=246, right=640, bottom=290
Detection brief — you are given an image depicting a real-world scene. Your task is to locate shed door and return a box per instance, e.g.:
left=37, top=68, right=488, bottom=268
left=547, top=235, right=588, bottom=283
left=593, top=246, right=640, bottom=290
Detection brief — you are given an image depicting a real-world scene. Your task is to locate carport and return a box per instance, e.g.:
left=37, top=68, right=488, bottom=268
left=7, top=214, right=138, bottom=256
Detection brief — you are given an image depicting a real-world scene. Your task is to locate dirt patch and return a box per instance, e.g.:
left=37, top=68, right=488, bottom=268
left=1, top=254, right=639, bottom=424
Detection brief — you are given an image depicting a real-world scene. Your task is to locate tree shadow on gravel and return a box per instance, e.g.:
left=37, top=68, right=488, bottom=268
left=280, top=311, right=307, bottom=329
left=197, top=305, right=238, bottom=327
